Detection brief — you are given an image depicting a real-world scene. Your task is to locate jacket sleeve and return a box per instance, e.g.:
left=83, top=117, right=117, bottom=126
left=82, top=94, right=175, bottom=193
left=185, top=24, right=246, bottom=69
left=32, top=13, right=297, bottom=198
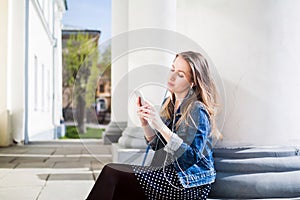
left=145, top=131, right=167, bottom=151
left=144, top=97, right=169, bottom=151
left=164, top=103, right=211, bottom=169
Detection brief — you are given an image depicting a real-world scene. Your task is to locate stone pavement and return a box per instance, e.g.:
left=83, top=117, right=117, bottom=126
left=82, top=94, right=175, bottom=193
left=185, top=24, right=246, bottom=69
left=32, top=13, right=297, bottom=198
left=0, top=139, right=111, bottom=200
left=1, top=140, right=297, bottom=200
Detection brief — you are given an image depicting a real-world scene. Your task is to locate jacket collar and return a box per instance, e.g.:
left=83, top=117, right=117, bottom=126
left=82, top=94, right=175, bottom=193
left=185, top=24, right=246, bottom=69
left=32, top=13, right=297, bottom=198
left=162, top=89, right=194, bottom=125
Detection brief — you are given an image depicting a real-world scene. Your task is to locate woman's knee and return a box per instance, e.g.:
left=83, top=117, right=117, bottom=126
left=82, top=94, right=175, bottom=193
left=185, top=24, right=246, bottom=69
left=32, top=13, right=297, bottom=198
left=103, top=163, right=134, bottom=174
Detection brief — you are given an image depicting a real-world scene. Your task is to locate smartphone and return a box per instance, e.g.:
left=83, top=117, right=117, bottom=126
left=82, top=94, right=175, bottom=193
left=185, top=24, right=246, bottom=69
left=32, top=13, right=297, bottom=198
left=134, top=90, right=145, bottom=106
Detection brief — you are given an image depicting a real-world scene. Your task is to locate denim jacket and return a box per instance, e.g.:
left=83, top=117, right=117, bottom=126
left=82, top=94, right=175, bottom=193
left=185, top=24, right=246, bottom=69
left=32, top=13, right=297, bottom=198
left=146, top=98, right=216, bottom=188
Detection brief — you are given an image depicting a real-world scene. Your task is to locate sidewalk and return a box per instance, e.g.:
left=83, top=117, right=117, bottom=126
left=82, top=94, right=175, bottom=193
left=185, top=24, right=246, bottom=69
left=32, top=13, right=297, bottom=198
left=0, top=139, right=111, bottom=200
left=1, top=141, right=296, bottom=200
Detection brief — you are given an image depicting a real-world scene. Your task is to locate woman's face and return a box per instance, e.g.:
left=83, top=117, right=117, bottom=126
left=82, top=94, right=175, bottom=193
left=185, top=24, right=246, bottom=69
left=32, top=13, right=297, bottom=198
left=167, top=56, right=193, bottom=95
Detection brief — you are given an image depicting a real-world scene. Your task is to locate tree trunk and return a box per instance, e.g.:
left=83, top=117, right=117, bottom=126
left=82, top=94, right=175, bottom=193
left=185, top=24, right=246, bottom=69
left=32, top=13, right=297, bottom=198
left=77, top=95, right=86, bottom=134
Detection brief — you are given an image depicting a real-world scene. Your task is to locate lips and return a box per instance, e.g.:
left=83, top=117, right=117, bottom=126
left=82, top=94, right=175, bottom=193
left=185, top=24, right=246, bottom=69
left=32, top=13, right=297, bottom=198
left=168, top=82, right=174, bottom=87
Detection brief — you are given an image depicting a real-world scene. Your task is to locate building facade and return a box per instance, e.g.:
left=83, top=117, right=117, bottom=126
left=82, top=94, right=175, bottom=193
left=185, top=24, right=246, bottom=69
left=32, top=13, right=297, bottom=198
left=0, top=0, right=67, bottom=145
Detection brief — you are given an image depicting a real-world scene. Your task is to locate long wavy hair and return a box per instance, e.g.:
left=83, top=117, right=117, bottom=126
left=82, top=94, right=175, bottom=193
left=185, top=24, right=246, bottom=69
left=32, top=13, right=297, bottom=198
left=160, top=51, right=221, bottom=139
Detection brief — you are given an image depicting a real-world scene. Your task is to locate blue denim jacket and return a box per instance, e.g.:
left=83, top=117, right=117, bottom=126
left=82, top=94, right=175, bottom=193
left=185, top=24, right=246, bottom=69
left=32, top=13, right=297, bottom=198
left=147, top=100, right=216, bottom=188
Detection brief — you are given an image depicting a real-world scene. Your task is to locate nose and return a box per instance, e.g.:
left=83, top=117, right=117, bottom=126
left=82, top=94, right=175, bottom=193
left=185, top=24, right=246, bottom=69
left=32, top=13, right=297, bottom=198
left=169, top=71, right=176, bottom=81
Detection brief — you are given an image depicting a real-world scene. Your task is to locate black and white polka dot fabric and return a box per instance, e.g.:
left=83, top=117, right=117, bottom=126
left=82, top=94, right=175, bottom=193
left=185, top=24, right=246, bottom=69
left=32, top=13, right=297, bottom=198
left=132, top=164, right=211, bottom=200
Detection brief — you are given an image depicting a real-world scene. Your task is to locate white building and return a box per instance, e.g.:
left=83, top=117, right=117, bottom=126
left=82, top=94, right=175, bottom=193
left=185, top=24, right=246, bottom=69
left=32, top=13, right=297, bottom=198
left=106, top=0, right=300, bottom=198
left=0, top=0, right=67, bottom=145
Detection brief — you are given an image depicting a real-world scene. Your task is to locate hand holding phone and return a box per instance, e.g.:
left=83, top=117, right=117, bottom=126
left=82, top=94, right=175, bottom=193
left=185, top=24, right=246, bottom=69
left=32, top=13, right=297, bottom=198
left=135, top=90, right=145, bottom=107
left=135, top=90, right=148, bottom=126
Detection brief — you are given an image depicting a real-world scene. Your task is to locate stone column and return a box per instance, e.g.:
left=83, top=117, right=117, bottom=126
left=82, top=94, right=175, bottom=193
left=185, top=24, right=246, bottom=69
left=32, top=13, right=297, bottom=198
left=0, top=0, right=11, bottom=146
left=104, top=0, right=129, bottom=144
left=113, top=0, right=177, bottom=164
left=9, top=0, right=26, bottom=143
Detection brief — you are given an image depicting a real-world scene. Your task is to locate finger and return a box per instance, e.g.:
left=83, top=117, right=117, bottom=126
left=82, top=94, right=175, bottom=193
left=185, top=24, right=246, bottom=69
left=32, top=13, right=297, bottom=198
left=138, top=107, right=151, bottom=114
left=140, top=104, right=150, bottom=109
left=140, top=107, right=151, bottom=113
left=143, top=103, right=156, bottom=113
left=136, top=97, right=142, bottom=107
left=140, top=112, right=151, bottom=119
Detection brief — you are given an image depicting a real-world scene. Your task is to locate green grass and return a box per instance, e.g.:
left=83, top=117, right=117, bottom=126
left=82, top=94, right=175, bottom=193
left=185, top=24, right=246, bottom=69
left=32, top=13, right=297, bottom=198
left=60, top=126, right=104, bottom=139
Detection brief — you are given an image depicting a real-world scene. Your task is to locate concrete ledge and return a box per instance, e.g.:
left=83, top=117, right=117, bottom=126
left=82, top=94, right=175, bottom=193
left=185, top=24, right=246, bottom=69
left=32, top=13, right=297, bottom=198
left=112, top=143, right=154, bottom=166
left=103, top=121, right=126, bottom=144
left=104, top=134, right=121, bottom=144
left=214, top=146, right=299, bottom=158
left=210, top=146, right=300, bottom=199
left=215, top=156, right=300, bottom=173
left=211, top=171, right=300, bottom=199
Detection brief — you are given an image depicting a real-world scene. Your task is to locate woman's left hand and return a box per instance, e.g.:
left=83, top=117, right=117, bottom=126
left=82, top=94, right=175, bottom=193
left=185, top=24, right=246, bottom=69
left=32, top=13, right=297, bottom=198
left=138, top=101, right=166, bottom=132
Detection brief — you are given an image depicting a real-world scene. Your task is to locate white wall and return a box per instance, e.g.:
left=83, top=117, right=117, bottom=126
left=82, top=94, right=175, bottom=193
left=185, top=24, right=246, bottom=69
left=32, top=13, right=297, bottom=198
left=53, top=2, right=64, bottom=127
left=177, top=0, right=300, bottom=146
left=27, top=0, right=55, bottom=139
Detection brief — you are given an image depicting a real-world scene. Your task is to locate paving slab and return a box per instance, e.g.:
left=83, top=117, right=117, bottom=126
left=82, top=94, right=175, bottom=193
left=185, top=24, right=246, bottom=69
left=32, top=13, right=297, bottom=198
left=0, top=163, right=18, bottom=169
left=0, top=156, right=15, bottom=163
left=53, top=161, right=91, bottom=169
left=0, top=139, right=111, bottom=200
left=0, top=147, right=28, bottom=154
left=16, top=162, right=55, bottom=169
left=54, top=147, right=83, bottom=155
left=48, top=172, right=94, bottom=181
left=10, top=156, right=48, bottom=163
left=38, top=181, right=94, bottom=200
left=0, top=186, right=43, bottom=200
left=24, top=148, right=56, bottom=155
left=45, top=156, right=80, bottom=163
left=0, top=171, right=46, bottom=187
left=0, top=169, right=12, bottom=180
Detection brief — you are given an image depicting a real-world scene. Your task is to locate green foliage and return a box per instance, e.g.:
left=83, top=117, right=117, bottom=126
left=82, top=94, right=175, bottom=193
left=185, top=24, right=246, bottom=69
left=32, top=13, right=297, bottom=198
left=63, top=32, right=99, bottom=103
left=62, top=126, right=104, bottom=139
left=99, top=45, right=111, bottom=77
left=85, top=44, right=111, bottom=107
left=63, top=32, right=101, bottom=133
left=65, top=126, right=80, bottom=138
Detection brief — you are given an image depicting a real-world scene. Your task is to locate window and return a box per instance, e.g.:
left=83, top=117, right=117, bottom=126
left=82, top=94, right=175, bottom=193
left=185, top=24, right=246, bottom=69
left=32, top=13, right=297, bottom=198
left=41, top=64, right=45, bottom=111
left=99, top=84, right=105, bottom=93
left=34, top=55, right=39, bottom=110
left=46, top=69, right=50, bottom=112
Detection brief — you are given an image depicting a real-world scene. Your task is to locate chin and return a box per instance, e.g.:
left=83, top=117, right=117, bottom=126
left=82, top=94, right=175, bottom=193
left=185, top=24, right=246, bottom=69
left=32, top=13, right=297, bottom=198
left=168, top=88, right=174, bottom=93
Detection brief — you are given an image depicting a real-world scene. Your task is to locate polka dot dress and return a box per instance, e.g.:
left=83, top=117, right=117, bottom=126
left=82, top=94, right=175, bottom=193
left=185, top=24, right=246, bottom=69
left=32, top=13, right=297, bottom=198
left=132, top=164, right=211, bottom=200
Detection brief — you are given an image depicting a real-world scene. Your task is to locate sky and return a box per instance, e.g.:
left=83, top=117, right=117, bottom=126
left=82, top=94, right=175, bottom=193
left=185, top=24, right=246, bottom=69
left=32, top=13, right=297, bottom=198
left=62, top=0, right=111, bottom=45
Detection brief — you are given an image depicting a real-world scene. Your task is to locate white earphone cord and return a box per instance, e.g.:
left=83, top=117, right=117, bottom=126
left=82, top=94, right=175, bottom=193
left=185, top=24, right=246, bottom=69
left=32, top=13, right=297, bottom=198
left=152, top=89, right=190, bottom=190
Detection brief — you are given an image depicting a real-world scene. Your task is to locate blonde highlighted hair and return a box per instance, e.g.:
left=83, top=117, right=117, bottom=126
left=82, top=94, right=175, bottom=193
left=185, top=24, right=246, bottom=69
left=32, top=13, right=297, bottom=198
left=160, top=51, right=222, bottom=139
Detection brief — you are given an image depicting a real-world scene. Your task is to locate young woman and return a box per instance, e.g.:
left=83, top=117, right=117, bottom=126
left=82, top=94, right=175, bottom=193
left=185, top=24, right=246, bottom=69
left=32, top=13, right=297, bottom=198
left=86, top=51, right=221, bottom=200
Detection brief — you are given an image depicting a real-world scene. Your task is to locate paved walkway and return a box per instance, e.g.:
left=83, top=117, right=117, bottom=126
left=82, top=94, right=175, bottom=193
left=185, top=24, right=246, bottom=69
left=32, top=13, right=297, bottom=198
left=1, top=140, right=296, bottom=200
left=0, top=139, right=111, bottom=200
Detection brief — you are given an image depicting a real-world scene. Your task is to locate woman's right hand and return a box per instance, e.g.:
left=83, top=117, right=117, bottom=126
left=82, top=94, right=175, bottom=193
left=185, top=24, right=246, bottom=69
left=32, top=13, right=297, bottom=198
left=137, top=97, right=148, bottom=126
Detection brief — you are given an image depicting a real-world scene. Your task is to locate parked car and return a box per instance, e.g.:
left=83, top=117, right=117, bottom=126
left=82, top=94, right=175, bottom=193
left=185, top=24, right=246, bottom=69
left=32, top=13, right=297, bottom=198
left=95, top=98, right=108, bottom=123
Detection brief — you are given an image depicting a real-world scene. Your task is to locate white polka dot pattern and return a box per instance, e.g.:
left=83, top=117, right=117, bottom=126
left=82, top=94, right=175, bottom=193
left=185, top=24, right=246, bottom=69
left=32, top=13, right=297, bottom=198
left=132, top=164, right=211, bottom=200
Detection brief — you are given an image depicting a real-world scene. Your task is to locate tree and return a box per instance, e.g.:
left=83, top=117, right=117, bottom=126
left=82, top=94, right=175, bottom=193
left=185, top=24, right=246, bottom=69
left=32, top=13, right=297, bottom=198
left=63, top=32, right=99, bottom=133
left=86, top=44, right=111, bottom=107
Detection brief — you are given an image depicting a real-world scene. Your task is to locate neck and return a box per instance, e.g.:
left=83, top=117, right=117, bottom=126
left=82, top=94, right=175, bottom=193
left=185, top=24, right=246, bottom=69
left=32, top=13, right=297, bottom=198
left=174, top=90, right=189, bottom=108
